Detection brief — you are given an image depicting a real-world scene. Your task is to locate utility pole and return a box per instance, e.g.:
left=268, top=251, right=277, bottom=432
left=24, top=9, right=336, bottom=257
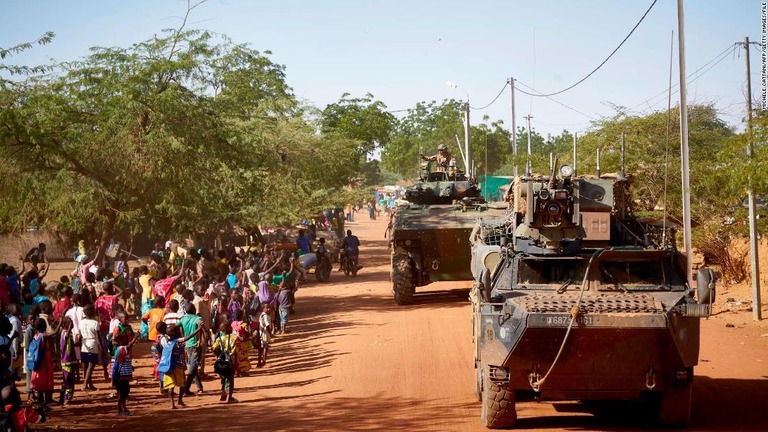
left=524, top=114, right=533, bottom=175
left=596, top=147, right=601, bottom=177
left=740, top=36, right=762, bottom=321
left=677, top=0, right=693, bottom=287
left=484, top=130, right=488, bottom=200
left=464, top=101, right=472, bottom=176
left=572, top=132, right=578, bottom=177
left=510, top=77, right=517, bottom=178
left=620, top=132, right=626, bottom=179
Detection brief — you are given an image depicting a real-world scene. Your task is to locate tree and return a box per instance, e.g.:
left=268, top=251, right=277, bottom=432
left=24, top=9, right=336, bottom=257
left=382, top=99, right=465, bottom=179
left=0, top=28, right=361, bottom=259
left=0, top=32, right=55, bottom=79
left=471, top=117, right=512, bottom=177
left=320, top=93, right=396, bottom=185
left=576, top=104, right=734, bottom=220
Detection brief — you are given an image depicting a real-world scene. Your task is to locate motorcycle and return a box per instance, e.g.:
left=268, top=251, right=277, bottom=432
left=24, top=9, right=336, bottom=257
left=340, top=252, right=360, bottom=277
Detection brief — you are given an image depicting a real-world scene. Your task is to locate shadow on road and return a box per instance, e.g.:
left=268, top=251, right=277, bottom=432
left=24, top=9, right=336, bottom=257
left=506, top=375, right=768, bottom=431
left=91, top=394, right=477, bottom=432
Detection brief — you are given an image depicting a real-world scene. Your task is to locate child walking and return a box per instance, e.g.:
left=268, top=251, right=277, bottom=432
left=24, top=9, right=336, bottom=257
left=112, top=311, right=139, bottom=416
left=159, top=324, right=198, bottom=409
left=151, top=322, right=168, bottom=393
left=29, top=318, right=54, bottom=411
left=59, top=317, right=79, bottom=404
left=212, top=321, right=237, bottom=403
left=79, top=304, right=101, bottom=391
left=231, top=310, right=251, bottom=377
left=258, top=302, right=272, bottom=367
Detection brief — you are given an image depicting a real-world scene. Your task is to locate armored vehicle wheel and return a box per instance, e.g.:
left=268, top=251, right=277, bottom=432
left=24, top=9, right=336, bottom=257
left=480, top=366, right=517, bottom=429
left=657, top=384, right=692, bottom=428
left=392, top=254, right=415, bottom=305
left=472, top=306, right=482, bottom=401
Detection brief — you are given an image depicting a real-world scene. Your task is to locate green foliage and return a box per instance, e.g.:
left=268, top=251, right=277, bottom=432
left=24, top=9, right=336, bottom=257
left=382, top=99, right=465, bottom=179
left=471, top=117, right=512, bottom=176
left=0, top=29, right=364, bottom=248
left=321, top=93, right=396, bottom=156
left=0, top=32, right=55, bottom=77
left=576, top=104, right=734, bottom=221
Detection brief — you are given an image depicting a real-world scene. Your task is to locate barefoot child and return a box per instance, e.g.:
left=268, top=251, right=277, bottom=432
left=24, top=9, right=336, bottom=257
left=230, top=310, right=251, bottom=377
left=151, top=322, right=168, bottom=393
left=257, top=302, right=272, bottom=367
left=212, top=321, right=237, bottom=403
left=29, top=318, right=54, bottom=411
left=112, top=311, right=139, bottom=416
left=59, top=317, right=79, bottom=404
left=158, top=324, right=199, bottom=409
left=79, top=304, right=101, bottom=391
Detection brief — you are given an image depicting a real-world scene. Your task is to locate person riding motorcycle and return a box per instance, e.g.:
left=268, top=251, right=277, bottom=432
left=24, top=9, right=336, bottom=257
left=338, top=230, right=361, bottom=272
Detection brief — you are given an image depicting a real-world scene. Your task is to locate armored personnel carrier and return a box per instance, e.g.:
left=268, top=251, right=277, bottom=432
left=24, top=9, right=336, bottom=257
left=469, top=159, right=715, bottom=428
left=388, top=161, right=508, bottom=305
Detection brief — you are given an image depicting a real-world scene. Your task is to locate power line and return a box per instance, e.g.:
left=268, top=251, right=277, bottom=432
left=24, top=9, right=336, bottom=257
left=629, top=44, right=736, bottom=112
left=633, top=44, right=737, bottom=113
left=521, top=0, right=658, bottom=98
left=469, top=81, right=509, bottom=110
left=515, top=80, right=599, bottom=121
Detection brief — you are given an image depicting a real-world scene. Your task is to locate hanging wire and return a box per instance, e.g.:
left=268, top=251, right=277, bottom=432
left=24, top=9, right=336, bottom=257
left=630, top=44, right=737, bottom=113
left=469, top=81, right=509, bottom=110
left=515, top=80, right=598, bottom=121
left=521, top=0, right=658, bottom=98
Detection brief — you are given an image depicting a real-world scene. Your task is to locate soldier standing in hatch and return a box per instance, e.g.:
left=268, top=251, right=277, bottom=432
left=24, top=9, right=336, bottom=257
left=420, top=144, right=452, bottom=172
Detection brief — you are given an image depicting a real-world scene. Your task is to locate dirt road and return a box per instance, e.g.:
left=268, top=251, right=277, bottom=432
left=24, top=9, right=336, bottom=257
left=41, top=216, right=767, bottom=431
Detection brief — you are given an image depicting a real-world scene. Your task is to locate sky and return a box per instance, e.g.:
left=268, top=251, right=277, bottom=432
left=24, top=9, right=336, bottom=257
left=1, top=0, right=762, bottom=138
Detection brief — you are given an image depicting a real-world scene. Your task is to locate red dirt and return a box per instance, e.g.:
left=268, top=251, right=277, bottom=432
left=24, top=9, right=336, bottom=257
left=35, top=216, right=768, bottom=431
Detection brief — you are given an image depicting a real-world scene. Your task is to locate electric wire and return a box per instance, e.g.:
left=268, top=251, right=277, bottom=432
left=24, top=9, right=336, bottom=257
left=469, top=81, right=509, bottom=110
left=515, top=80, right=598, bottom=121
left=520, top=0, right=658, bottom=98
left=630, top=44, right=736, bottom=112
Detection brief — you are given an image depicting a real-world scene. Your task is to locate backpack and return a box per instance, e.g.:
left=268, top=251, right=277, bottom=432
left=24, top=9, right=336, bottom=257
left=26, top=336, right=44, bottom=372
left=156, top=338, right=177, bottom=374
left=213, top=335, right=232, bottom=376
left=111, top=346, right=133, bottom=387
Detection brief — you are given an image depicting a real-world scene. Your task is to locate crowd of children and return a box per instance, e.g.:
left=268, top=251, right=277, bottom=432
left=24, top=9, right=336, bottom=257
left=0, top=238, right=308, bottom=427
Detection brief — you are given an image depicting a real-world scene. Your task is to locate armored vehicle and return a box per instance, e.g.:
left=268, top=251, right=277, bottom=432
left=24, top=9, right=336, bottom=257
left=470, top=160, right=715, bottom=428
left=388, top=161, right=508, bottom=305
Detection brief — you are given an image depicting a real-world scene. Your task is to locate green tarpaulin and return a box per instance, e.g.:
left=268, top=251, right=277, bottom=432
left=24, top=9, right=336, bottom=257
left=478, top=176, right=514, bottom=202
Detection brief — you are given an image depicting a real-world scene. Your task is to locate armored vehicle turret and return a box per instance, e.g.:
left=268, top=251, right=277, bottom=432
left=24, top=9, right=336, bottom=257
left=470, top=159, right=715, bottom=428
left=403, top=160, right=484, bottom=205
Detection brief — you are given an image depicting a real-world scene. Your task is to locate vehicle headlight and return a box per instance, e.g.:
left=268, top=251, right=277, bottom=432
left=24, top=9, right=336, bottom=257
left=560, top=164, right=573, bottom=177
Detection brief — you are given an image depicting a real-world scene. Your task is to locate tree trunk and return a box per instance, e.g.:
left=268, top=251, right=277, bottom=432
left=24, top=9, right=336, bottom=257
left=95, top=208, right=117, bottom=268
left=251, top=226, right=265, bottom=246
